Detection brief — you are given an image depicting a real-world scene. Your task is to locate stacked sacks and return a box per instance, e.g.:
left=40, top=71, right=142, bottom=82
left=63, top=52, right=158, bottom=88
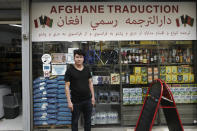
left=56, top=76, right=72, bottom=125
left=46, top=78, right=58, bottom=125
left=33, top=77, right=48, bottom=125
left=33, top=76, right=71, bottom=126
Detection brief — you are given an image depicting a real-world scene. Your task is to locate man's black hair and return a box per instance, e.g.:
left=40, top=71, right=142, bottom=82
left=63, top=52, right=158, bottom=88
left=74, top=49, right=85, bottom=57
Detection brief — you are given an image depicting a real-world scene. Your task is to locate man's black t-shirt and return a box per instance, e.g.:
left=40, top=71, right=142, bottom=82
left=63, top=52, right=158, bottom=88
left=64, top=65, right=92, bottom=103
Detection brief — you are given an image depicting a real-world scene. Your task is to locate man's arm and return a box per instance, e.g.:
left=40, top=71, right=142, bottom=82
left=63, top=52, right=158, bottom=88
left=65, top=81, right=73, bottom=111
left=89, top=78, right=95, bottom=106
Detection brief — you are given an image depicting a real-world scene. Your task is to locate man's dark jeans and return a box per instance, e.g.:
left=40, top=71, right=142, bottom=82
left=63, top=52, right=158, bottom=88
left=72, top=99, right=93, bottom=131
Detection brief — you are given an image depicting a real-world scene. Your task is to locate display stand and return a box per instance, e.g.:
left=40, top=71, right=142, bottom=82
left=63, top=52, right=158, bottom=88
left=135, top=79, right=184, bottom=131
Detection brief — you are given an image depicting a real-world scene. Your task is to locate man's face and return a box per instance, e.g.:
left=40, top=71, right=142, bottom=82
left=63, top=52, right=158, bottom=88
left=74, top=54, right=84, bottom=65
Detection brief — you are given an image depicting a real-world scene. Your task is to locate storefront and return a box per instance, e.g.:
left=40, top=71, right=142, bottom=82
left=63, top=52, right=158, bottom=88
left=22, top=0, right=196, bottom=130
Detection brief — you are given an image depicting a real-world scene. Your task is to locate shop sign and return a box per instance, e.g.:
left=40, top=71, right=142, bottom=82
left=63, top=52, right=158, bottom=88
left=32, top=2, right=196, bottom=41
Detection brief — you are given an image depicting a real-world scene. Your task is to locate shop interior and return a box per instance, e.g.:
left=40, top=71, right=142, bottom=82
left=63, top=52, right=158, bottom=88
left=0, top=24, right=22, bottom=130
left=32, top=40, right=197, bottom=129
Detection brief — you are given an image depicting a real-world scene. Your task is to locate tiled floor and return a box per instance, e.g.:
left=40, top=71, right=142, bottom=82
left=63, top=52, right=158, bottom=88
left=0, top=115, right=197, bottom=131
left=0, top=115, right=22, bottom=131
left=46, top=126, right=197, bottom=131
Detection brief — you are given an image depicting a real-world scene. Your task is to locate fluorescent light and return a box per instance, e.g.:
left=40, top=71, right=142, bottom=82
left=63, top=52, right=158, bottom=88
left=9, top=24, right=22, bottom=28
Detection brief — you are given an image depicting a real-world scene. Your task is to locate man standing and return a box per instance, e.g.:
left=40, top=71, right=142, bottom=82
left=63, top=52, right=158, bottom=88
left=65, top=49, right=95, bottom=131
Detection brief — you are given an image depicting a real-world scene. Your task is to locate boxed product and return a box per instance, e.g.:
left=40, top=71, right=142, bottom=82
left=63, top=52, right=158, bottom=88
left=191, top=95, right=197, bottom=103
left=160, top=75, right=166, bottom=81
left=160, top=66, right=166, bottom=74
left=148, top=67, right=153, bottom=75
left=177, top=75, right=183, bottom=83
left=123, top=88, right=130, bottom=97
left=183, top=66, right=191, bottom=73
left=153, top=74, right=158, bottom=80
left=183, top=74, right=189, bottom=83
left=136, top=75, right=142, bottom=84
left=129, top=88, right=137, bottom=96
left=166, top=75, right=172, bottom=83
left=166, top=66, right=172, bottom=74
left=177, top=66, right=183, bottom=74
left=189, top=74, right=194, bottom=83
left=123, top=97, right=130, bottom=105
left=141, top=75, right=147, bottom=84
left=190, top=87, right=197, bottom=95
left=171, top=75, right=177, bottom=83
left=141, top=67, right=147, bottom=75
left=148, top=75, right=153, bottom=83
left=130, top=75, right=136, bottom=84
left=135, top=67, right=141, bottom=75
left=171, top=66, right=177, bottom=74
left=153, top=67, right=158, bottom=75
left=111, top=73, right=120, bottom=84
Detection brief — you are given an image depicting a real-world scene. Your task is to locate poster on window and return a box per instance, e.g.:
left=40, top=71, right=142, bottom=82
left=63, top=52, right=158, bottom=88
left=52, top=65, right=67, bottom=75
left=51, top=53, right=67, bottom=64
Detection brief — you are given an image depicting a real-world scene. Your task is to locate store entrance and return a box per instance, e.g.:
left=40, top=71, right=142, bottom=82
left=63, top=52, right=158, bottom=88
left=0, top=24, right=22, bottom=130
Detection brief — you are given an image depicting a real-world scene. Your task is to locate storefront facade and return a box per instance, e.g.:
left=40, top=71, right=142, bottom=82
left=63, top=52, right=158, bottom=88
left=22, top=0, right=196, bottom=130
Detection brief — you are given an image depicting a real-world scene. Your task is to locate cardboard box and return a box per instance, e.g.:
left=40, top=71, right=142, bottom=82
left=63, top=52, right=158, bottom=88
left=166, top=66, right=172, bottom=74
left=130, top=75, right=136, bottom=84
left=135, top=67, right=141, bottom=75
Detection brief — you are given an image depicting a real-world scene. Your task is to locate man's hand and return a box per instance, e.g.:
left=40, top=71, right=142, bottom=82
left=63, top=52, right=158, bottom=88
left=91, top=97, right=95, bottom=106
left=68, top=101, right=73, bottom=112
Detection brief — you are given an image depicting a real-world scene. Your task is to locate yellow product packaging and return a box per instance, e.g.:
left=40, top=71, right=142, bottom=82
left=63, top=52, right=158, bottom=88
left=183, top=74, right=189, bottom=83
left=171, top=75, right=177, bottom=83
left=189, top=74, right=194, bottom=83
left=171, top=66, right=177, bottom=74
left=130, top=75, right=136, bottom=84
left=135, top=67, right=141, bottom=75
left=166, top=66, right=172, bottom=74
left=166, top=75, right=172, bottom=83
left=160, top=66, right=166, bottom=74
left=136, top=75, right=142, bottom=84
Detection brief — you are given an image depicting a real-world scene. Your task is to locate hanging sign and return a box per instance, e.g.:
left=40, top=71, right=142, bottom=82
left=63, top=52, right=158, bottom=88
left=32, top=2, right=196, bottom=41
